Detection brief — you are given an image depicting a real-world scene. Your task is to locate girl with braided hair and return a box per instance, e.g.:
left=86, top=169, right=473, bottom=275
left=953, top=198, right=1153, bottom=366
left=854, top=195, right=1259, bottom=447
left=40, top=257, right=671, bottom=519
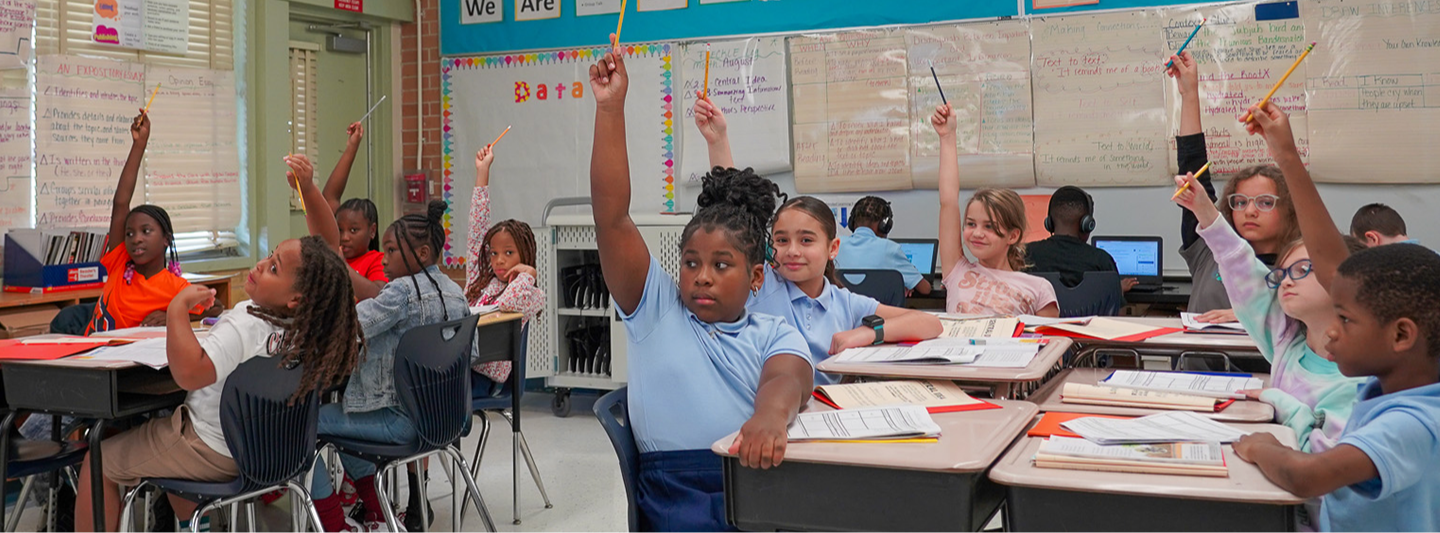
left=592, top=49, right=813, bottom=531
left=289, top=154, right=472, bottom=531
left=465, top=144, right=544, bottom=398
left=319, top=121, right=389, bottom=301
left=76, top=179, right=365, bottom=530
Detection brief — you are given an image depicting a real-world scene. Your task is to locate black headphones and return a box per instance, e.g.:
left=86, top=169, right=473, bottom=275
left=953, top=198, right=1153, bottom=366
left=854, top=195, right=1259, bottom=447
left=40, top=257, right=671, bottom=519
left=848, top=197, right=894, bottom=235
left=1043, top=186, right=1096, bottom=234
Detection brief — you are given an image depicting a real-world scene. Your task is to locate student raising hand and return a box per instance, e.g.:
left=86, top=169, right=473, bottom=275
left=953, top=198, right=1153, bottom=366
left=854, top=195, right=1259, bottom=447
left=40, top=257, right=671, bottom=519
left=1242, top=103, right=1300, bottom=162
left=930, top=103, right=956, bottom=137
left=589, top=39, right=628, bottom=112
left=1172, top=171, right=1221, bottom=229
left=1165, top=51, right=1198, bottom=95
left=131, top=109, right=151, bottom=143
left=285, top=154, right=343, bottom=255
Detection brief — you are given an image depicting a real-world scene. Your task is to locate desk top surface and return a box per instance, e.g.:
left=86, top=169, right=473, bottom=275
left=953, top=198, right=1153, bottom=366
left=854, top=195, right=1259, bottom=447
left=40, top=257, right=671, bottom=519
left=712, top=399, right=1038, bottom=473
left=1026, top=367, right=1276, bottom=423
left=816, top=337, right=1071, bottom=382
left=1086, top=317, right=1261, bottom=350
left=989, top=422, right=1303, bottom=505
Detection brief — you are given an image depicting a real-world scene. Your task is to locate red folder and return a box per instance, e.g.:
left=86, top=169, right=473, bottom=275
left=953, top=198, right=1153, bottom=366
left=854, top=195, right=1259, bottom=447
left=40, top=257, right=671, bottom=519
left=810, top=391, right=1002, bottom=414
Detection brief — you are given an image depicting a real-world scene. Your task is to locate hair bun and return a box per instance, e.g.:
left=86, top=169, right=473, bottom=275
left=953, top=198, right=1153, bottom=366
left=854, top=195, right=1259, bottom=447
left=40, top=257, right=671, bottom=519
left=697, top=167, right=783, bottom=226
left=426, top=200, right=448, bottom=224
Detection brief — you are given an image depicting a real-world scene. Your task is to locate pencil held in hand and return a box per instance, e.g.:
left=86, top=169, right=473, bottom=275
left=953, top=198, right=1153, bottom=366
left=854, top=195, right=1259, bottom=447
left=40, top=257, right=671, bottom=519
left=1171, top=161, right=1211, bottom=200
left=1241, top=42, right=1315, bottom=123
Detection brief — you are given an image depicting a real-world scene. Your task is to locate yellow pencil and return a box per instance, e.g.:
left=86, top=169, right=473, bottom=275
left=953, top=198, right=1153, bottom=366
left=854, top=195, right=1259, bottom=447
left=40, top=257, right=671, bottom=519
left=1241, top=42, right=1315, bottom=122
left=702, top=44, right=711, bottom=98
left=612, top=0, right=627, bottom=52
left=1171, top=161, right=1212, bottom=200
left=287, top=154, right=306, bottom=213
left=142, top=83, right=160, bottom=114
left=488, top=125, right=511, bottom=148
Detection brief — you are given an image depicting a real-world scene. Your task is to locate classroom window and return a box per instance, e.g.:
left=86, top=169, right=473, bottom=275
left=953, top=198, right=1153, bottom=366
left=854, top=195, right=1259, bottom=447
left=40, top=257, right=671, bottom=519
left=288, top=43, right=319, bottom=210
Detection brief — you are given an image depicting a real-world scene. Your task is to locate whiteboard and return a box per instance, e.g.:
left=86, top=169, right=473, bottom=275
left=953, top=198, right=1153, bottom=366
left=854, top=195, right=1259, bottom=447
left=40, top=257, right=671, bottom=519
left=440, top=45, right=676, bottom=265
left=677, top=37, right=791, bottom=183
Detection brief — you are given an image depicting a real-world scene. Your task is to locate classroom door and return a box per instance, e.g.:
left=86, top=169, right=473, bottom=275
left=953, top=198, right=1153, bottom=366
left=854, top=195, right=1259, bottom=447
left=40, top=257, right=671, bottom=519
left=287, top=16, right=385, bottom=239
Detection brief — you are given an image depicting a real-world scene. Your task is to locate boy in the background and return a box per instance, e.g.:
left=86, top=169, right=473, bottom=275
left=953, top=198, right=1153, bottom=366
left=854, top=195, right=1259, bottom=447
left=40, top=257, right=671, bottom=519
left=836, top=196, right=931, bottom=295
left=1350, top=203, right=1418, bottom=248
left=1025, top=186, right=1136, bottom=291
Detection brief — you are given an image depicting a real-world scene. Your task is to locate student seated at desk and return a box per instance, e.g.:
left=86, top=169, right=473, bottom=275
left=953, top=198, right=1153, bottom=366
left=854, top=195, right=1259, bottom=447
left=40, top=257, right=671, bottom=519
left=1234, top=244, right=1440, bottom=532
left=319, top=121, right=390, bottom=301
left=1349, top=203, right=1423, bottom=249
left=1024, top=185, right=1135, bottom=291
left=74, top=232, right=364, bottom=531
left=835, top=196, right=932, bottom=296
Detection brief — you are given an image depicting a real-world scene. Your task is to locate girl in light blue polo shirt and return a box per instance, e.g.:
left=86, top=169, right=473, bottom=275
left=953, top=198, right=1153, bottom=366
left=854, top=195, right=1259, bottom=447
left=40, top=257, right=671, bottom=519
left=751, top=196, right=944, bottom=384
left=590, top=52, right=815, bottom=531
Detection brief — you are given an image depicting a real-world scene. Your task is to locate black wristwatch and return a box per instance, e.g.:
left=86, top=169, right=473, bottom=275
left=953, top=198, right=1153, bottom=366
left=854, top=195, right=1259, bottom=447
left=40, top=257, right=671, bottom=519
left=862, top=315, right=885, bottom=345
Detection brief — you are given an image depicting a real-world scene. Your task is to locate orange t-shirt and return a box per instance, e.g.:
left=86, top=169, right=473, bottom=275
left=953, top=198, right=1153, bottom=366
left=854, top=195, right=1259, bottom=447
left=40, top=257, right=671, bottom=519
left=348, top=250, right=388, bottom=283
left=86, top=246, right=200, bottom=334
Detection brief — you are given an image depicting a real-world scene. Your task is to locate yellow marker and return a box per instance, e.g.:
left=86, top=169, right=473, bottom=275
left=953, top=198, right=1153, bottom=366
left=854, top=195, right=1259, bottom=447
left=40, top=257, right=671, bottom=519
left=1171, top=161, right=1212, bottom=200
left=142, top=83, right=160, bottom=114
left=612, top=0, right=627, bottom=52
left=1241, top=42, right=1315, bottom=123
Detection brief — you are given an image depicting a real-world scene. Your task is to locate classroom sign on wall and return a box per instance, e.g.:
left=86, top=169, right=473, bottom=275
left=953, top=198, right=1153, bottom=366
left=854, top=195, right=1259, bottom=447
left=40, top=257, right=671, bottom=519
left=92, top=0, right=189, bottom=55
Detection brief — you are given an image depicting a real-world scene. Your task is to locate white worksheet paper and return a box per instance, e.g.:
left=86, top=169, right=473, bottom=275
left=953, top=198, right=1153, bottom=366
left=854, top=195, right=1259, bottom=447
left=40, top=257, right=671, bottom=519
left=1180, top=313, right=1247, bottom=333
left=1060, top=411, right=1250, bottom=445
left=77, top=338, right=171, bottom=370
left=787, top=405, right=941, bottom=441
left=832, top=346, right=981, bottom=365
left=1103, top=370, right=1262, bottom=399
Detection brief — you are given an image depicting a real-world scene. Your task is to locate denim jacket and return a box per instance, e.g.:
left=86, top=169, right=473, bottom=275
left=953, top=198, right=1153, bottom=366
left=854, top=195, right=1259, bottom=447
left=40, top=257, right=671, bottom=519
left=348, top=265, right=473, bottom=413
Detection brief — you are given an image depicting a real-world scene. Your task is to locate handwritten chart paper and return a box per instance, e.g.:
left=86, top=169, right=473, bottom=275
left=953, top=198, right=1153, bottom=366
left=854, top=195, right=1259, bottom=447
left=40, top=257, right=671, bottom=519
left=679, top=37, right=790, bottom=183
left=0, top=0, right=35, bottom=69
left=1163, top=5, right=1310, bottom=175
left=790, top=31, right=911, bottom=193
left=907, top=20, right=1035, bottom=189
left=0, top=86, right=28, bottom=239
left=143, top=67, right=241, bottom=233
left=35, top=55, right=145, bottom=228
left=1032, top=11, right=1170, bottom=187
left=1304, top=0, right=1440, bottom=183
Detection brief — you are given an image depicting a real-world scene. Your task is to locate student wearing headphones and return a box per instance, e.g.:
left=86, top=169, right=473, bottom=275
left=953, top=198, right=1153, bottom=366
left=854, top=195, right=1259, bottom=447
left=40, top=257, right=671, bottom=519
left=835, top=196, right=932, bottom=295
left=1025, top=186, right=1137, bottom=291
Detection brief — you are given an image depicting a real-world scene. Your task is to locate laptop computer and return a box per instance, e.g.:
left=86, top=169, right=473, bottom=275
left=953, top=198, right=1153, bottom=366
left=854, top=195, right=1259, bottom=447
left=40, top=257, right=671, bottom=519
left=894, top=238, right=939, bottom=275
left=1092, top=236, right=1165, bottom=291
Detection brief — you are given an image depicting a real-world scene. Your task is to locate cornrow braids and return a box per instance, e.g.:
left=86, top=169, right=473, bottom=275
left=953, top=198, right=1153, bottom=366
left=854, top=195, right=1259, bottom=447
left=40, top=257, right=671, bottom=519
left=849, top=196, right=892, bottom=229
left=465, top=219, right=538, bottom=303
left=128, top=204, right=181, bottom=274
left=338, top=198, right=381, bottom=252
left=680, top=167, right=785, bottom=268
left=248, top=236, right=364, bottom=402
left=386, top=200, right=451, bottom=322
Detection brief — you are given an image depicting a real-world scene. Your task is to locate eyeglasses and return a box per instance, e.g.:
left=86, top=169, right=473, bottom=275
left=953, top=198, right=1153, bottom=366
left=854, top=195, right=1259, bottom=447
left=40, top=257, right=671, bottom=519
left=1228, top=193, right=1280, bottom=212
left=1265, top=259, right=1313, bottom=289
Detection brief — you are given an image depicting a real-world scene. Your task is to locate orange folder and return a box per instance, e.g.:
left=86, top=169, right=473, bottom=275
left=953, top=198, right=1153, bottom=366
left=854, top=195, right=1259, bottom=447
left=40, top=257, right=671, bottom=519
left=1027, top=412, right=1133, bottom=438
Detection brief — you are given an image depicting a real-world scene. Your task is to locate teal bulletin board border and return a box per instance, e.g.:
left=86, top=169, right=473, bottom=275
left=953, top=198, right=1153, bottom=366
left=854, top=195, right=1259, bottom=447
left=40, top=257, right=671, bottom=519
left=440, top=0, right=1019, bottom=56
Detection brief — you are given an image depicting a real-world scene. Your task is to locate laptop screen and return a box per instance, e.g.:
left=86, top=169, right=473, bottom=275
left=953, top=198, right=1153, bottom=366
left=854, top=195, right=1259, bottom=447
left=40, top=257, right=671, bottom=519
left=1093, top=238, right=1161, bottom=278
left=896, top=241, right=938, bottom=275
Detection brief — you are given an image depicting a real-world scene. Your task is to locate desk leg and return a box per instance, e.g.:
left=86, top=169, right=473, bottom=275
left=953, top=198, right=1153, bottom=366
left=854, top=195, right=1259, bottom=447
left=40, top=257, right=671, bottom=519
left=0, top=411, right=14, bottom=527
left=89, top=419, right=107, bottom=531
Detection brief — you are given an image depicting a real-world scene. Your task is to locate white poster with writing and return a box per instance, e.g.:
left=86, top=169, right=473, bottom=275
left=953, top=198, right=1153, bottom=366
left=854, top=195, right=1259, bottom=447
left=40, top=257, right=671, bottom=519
left=143, top=67, right=241, bottom=233
left=0, top=0, right=34, bottom=69
left=0, top=86, right=30, bottom=241
left=35, top=55, right=146, bottom=228
left=93, top=0, right=188, bottom=55
left=679, top=37, right=790, bottom=184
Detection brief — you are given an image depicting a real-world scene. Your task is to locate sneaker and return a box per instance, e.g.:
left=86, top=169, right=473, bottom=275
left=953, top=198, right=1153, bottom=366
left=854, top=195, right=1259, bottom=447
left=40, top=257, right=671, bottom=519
left=399, top=501, right=434, bottom=532
left=362, top=520, right=405, bottom=532
left=339, top=476, right=359, bottom=507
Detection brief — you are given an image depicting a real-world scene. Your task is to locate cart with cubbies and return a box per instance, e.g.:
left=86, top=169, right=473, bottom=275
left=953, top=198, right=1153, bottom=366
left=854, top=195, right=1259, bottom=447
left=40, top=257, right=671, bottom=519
left=530, top=200, right=690, bottom=416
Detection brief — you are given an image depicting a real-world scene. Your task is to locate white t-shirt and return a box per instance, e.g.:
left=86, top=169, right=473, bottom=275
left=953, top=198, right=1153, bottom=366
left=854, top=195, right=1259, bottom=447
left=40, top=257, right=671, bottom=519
left=186, top=300, right=285, bottom=457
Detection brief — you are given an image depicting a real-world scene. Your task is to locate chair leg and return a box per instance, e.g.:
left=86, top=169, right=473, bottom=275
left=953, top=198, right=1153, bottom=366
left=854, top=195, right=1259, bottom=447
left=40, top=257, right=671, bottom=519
left=416, top=464, right=429, bottom=533
left=470, top=412, right=492, bottom=473
left=441, top=459, right=460, bottom=533
left=4, top=475, right=35, bottom=532
left=141, top=488, right=152, bottom=533
left=245, top=501, right=257, bottom=532
left=117, top=481, right=150, bottom=533
left=442, top=446, right=497, bottom=532
left=374, top=465, right=403, bottom=533
left=517, top=431, right=554, bottom=508
left=191, top=502, right=217, bottom=533
left=512, top=432, right=522, bottom=525
left=285, top=481, right=325, bottom=533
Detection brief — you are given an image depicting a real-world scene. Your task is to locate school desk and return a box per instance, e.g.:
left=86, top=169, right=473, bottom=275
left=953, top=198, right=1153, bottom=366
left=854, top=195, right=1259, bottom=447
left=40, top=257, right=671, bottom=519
left=1025, top=367, right=1276, bottom=423
left=2, top=356, right=186, bottom=529
left=712, top=400, right=1038, bottom=532
left=1121, top=279, right=1193, bottom=307
left=989, top=423, right=1303, bottom=532
left=815, top=337, right=1072, bottom=399
left=1069, top=317, right=1262, bottom=369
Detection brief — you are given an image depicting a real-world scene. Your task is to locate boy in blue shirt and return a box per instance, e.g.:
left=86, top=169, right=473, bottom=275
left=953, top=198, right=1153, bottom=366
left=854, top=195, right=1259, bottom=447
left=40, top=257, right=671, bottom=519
left=1232, top=103, right=1439, bottom=532
left=835, top=196, right=931, bottom=295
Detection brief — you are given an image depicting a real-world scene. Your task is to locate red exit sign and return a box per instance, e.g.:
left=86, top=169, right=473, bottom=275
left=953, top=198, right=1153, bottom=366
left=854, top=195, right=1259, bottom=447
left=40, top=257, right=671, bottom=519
left=335, top=0, right=362, bottom=12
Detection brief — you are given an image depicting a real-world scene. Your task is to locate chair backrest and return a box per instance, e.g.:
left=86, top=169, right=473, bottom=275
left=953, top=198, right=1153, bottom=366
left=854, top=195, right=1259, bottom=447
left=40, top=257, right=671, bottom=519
left=394, top=315, right=480, bottom=449
left=593, top=388, right=639, bottom=533
left=836, top=269, right=906, bottom=307
left=1034, top=271, right=1124, bottom=317
left=219, top=356, right=320, bottom=494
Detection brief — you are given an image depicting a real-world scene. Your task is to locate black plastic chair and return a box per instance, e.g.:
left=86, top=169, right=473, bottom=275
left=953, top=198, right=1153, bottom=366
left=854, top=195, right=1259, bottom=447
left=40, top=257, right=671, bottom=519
left=468, top=324, right=553, bottom=525
left=836, top=269, right=907, bottom=307
left=1034, top=271, right=1125, bottom=317
left=116, top=356, right=325, bottom=532
left=593, top=387, right=639, bottom=532
left=320, top=315, right=497, bottom=533
left=0, top=410, right=88, bottom=533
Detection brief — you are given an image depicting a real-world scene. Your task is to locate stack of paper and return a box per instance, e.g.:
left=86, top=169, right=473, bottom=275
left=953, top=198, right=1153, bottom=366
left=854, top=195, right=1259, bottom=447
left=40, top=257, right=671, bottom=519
left=1180, top=313, right=1247, bottom=335
left=1102, top=370, right=1263, bottom=400
left=787, top=405, right=941, bottom=442
left=1034, top=436, right=1228, bottom=477
left=1035, top=317, right=1178, bottom=341
left=1018, top=315, right=1093, bottom=327
left=1059, top=411, right=1249, bottom=445
left=938, top=317, right=1020, bottom=339
left=469, top=303, right=500, bottom=316
left=1061, top=383, right=1235, bottom=412
left=832, top=346, right=982, bottom=365
left=812, top=380, right=999, bottom=414
left=77, top=338, right=170, bottom=370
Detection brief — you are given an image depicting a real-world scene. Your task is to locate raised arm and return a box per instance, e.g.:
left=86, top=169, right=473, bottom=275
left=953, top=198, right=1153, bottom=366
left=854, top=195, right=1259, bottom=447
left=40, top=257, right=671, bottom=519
left=107, top=110, right=150, bottom=252
left=287, top=155, right=342, bottom=251
left=1168, top=51, right=1216, bottom=250
left=466, top=146, right=495, bottom=293
left=694, top=97, right=734, bottom=169
left=932, top=104, right=963, bottom=277
left=589, top=47, right=652, bottom=314
left=322, top=122, right=364, bottom=213
left=1245, top=105, right=1348, bottom=289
